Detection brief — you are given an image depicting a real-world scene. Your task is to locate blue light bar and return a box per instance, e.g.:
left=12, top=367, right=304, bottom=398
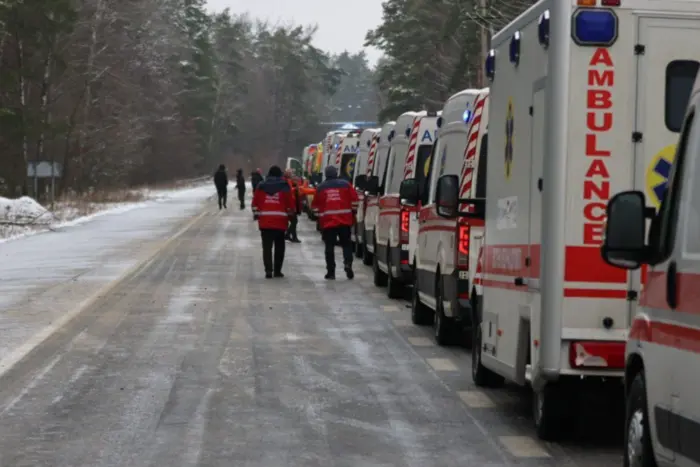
left=572, top=8, right=618, bottom=47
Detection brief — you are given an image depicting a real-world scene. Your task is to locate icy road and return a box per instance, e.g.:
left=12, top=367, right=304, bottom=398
left=0, top=186, right=621, bottom=466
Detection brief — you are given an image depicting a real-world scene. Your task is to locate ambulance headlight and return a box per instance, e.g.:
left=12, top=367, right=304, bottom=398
left=572, top=8, right=618, bottom=46
left=484, top=49, right=496, bottom=81
left=538, top=10, right=550, bottom=48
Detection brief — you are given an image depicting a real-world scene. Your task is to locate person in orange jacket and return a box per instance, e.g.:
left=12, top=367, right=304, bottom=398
left=283, top=169, right=302, bottom=243
left=252, top=166, right=295, bottom=278
left=311, top=165, right=359, bottom=280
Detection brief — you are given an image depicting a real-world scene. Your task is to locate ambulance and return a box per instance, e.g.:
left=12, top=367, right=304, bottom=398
left=433, top=0, right=700, bottom=441
left=353, top=128, right=380, bottom=257
left=337, top=129, right=363, bottom=182
left=323, top=131, right=346, bottom=177
left=402, top=88, right=486, bottom=347
left=374, top=111, right=440, bottom=298
left=362, top=121, right=395, bottom=266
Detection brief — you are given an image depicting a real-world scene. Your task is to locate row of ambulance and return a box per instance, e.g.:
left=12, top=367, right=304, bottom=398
left=295, top=0, right=700, bottom=464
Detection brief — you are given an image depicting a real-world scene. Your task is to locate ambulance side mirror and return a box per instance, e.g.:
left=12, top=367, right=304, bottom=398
left=435, top=175, right=459, bottom=218
left=601, top=190, right=650, bottom=269
left=365, top=176, right=379, bottom=195
left=400, top=178, right=420, bottom=206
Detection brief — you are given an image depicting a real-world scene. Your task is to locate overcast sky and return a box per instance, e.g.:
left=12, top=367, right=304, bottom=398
left=205, top=0, right=383, bottom=66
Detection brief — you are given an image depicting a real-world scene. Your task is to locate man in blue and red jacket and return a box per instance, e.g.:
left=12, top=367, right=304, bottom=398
left=252, top=166, right=295, bottom=278
left=312, top=166, right=359, bottom=280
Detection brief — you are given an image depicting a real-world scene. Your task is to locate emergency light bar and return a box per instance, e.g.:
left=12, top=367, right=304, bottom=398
left=572, top=8, right=618, bottom=46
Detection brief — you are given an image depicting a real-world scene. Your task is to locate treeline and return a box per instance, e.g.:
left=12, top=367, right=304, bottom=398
left=366, top=0, right=537, bottom=121
left=0, top=0, right=348, bottom=198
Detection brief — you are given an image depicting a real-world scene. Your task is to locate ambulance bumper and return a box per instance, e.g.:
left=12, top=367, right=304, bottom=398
left=444, top=270, right=473, bottom=325
left=391, top=244, right=412, bottom=283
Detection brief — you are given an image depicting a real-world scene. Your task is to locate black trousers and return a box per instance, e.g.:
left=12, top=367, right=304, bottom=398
left=237, top=188, right=245, bottom=209
left=260, top=229, right=286, bottom=273
left=286, top=215, right=298, bottom=239
left=321, top=226, right=353, bottom=272
left=217, top=187, right=227, bottom=208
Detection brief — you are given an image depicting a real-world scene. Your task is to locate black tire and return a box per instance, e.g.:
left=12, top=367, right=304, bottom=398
left=373, top=242, right=388, bottom=287
left=471, top=302, right=504, bottom=387
left=411, top=265, right=433, bottom=325
left=433, top=276, right=456, bottom=346
left=533, top=383, right=569, bottom=441
left=624, top=373, right=658, bottom=467
left=362, top=230, right=373, bottom=265
left=386, top=247, right=404, bottom=299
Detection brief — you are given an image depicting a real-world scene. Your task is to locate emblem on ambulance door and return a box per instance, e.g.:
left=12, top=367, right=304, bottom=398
left=346, top=156, right=356, bottom=178
left=646, top=144, right=677, bottom=208
left=424, top=153, right=432, bottom=177
left=505, top=98, right=514, bottom=179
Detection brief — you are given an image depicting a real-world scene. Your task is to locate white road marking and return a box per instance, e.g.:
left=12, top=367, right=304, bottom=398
left=382, top=305, right=400, bottom=312
left=407, top=337, right=434, bottom=347
left=426, top=358, right=458, bottom=372
left=458, top=390, right=496, bottom=408
left=499, top=436, right=550, bottom=458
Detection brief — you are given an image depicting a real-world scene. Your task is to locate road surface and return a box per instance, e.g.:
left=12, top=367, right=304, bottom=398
left=0, top=193, right=623, bottom=466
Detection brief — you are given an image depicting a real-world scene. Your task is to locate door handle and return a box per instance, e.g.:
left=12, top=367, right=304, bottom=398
left=667, top=261, right=678, bottom=309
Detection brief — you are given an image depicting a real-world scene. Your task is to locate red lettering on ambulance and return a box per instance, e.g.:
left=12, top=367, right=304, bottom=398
left=583, top=48, right=614, bottom=246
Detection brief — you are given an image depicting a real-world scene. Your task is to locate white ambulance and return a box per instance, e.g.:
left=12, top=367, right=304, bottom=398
left=322, top=131, right=346, bottom=176
left=353, top=128, right=380, bottom=257
left=434, top=0, right=700, bottom=441
left=338, top=129, right=362, bottom=182
left=402, top=88, right=486, bottom=347
left=362, top=121, right=395, bottom=266
left=374, top=111, right=441, bottom=298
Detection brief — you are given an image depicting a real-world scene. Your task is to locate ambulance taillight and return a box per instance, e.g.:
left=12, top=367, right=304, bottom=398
left=456, top=223, right=470, bottom=270
left=400, top=209, right=409, bottom=244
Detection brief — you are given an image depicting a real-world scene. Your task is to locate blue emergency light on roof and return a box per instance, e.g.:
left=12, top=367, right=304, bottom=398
left=436, top=116, right=443, bottom=128
left=509, top=31, right=521, bottom=66
left=463, top=109, right=473, bottom=123
left=572, top=8, right=618, bottom=47
left=405, top=126, right=411, bottom=137
left=485, top=49, right=496, bottom=81
left=538, top=10, right=550, bottom=48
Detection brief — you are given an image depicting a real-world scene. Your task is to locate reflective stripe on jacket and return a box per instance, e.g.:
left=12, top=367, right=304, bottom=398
left=252, top=177, right=294, bottom=230
left=311, top=177, right=359, bottom=229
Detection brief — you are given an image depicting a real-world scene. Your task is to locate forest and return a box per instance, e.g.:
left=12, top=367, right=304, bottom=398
left=0, top=0, right=534, bottom=199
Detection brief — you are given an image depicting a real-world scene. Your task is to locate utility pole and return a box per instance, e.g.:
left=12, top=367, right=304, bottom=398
left=478, top=0, right=488, bottom=88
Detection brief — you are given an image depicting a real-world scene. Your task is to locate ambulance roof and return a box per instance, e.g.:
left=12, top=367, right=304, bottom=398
left=393, top=111, right=420, bottom=142
left=442, top=89, right=482, bottom=124
left=378, top=121, right=396, bottom=144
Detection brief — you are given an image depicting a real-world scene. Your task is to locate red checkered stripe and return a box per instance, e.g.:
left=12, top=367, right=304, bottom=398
left=459, top=95, right=486, bottom=212
left=403, top=117, right=422, bottom=179
left=335, top=136, right=345, bottom=165
left=366, top=137, right=378, bottom=176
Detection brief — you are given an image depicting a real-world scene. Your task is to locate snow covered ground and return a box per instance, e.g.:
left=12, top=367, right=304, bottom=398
left=0, top=179, right=215, bottom=242
left=0, top=183, right=221, bottom=362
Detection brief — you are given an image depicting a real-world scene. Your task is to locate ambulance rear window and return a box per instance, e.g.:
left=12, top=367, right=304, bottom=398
left=666, top=60, right=700, bottom=132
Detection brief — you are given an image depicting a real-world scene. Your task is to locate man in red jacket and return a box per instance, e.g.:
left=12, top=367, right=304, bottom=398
left=312, top=165, right=359, bottom=280
left=252, top=166, right=295, bottom=278
left=283, top=168, right=302, bottom=243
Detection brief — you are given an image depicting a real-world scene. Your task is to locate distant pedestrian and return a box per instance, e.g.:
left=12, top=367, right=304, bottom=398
left=252, top=166, right=295, bottom=278
left=283, top=169, right=302, bottom=243
left=251, top=168, right=263, bottom=191
left=236, top=169, right=246, bottom=209
left=312, top=165, right=359, bottom=280
left=213, top=164, right=228, bottom=209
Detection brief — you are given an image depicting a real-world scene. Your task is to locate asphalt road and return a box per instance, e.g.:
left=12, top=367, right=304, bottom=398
left=0, top=203, right=623, bottom=467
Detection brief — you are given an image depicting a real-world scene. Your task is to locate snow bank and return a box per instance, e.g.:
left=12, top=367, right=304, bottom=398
left=0, top=196, right=54, bottom=225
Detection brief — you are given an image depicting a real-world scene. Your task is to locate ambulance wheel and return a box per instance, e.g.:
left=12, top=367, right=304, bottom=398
left=471, top=302, right=504, bottom=387
left=411, top=265, right=433, bottom=325
left=373, top=243, right=388, bottom=287
left=362, top=231, right=374, bottom=265
left=433, top=276, right=456, bottom=346
left=386, top=248, right=404, bottom=299
left=624, top=373, right=658, bottom=467
left=533, top=384, right=568, bottom=441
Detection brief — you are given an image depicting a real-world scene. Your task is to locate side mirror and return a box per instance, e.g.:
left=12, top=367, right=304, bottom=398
left=435, top=174, right=459, bottom=218
left=601, top=190, right=649, bottom=269
left=355, top=175, right=367, bottom=190
left=399, top=178, right=420, bottom=205
left=365, top=176, right=379, bottom=195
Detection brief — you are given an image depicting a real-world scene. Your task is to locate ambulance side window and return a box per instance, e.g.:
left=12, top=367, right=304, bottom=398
left=476, top=133, right=488, bottom=199
left=651, top=110, right=694, bottom=260
left=421, top=139, right=438, bottom=205
left=665, top=60, right=700, bottom=132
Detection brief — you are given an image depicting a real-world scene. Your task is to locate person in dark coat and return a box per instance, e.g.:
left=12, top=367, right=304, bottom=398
left=235, top=169, right=246, bottom=209
left=214, top=164, right=228, bottom=209
left=251, top=168, right=263, bottom=191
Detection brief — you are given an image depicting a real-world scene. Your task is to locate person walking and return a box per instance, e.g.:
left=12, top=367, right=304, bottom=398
left=311, top=166, right=359, bottom=280
left=251, top=168, right=263, bottom=192
left=213, top=164, right=228, bottom=209
left=284, top=169, right=302, bottom=243
left=235, top=169, right=246, bottom=210
left=252, top=166, right=295, bottom=278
